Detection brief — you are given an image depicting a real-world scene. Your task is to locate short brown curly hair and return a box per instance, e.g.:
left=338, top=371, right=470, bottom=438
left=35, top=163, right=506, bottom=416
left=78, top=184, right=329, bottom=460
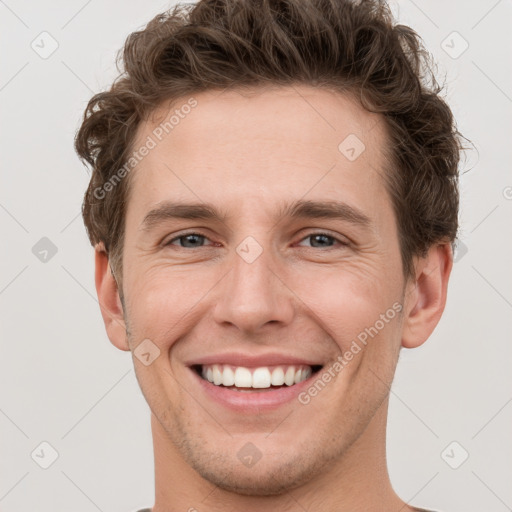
left=74, top=0, right=465, bottom=286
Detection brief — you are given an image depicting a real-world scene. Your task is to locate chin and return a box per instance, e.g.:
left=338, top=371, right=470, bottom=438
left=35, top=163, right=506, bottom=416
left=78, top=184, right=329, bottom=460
left=194, top=458, right=315, bottom=496
left=175, top=431, right=341, bottom=497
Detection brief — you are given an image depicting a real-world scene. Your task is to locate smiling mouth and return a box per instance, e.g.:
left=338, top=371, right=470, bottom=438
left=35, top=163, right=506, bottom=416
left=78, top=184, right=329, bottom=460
left=192, top=363, right=323, bottom=392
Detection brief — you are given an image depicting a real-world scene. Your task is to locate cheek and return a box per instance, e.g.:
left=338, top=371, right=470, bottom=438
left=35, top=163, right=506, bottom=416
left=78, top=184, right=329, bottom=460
left=292, top=263, right=401, bottom=347
left=124, top=267, right=211, bottom=346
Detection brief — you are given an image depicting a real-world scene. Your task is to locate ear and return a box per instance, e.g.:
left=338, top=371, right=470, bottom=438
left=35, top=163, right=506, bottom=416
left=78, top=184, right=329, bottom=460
left=401, top=243, right=453, bottom=349
left=94, top=242, right=130, bottom=351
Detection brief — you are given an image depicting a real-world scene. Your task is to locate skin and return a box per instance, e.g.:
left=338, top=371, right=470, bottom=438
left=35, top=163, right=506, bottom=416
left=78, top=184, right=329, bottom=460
left=94, top=85, right=452, bottom=511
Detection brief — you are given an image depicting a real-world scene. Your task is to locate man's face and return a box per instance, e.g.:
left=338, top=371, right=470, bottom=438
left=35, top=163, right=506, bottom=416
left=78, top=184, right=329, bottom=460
left=120, top=86, right=408, bottom=494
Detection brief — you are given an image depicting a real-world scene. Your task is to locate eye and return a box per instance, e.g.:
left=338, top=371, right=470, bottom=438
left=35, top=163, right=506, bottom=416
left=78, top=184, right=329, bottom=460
left=163, top=231, right=348, bottom=250
left=165, top=232, right=215, bottom=249
left=297, top=232, right=348, bottom=249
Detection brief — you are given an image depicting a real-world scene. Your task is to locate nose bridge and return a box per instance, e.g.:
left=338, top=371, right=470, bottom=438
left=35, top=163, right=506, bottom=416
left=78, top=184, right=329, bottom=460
left=213, top=236, right=293, bottom=332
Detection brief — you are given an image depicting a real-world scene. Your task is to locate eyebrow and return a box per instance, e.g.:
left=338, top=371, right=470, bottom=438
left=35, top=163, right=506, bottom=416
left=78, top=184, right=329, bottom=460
left=278, top=199, right=371, bottom=227
left=139, top=199, right=372, bottom=233
left=140, top=202, right=230, bottom=232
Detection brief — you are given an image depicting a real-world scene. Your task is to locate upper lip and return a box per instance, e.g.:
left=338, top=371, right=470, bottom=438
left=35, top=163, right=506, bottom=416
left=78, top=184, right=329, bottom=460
left=185, top=352, right=324, bottom=368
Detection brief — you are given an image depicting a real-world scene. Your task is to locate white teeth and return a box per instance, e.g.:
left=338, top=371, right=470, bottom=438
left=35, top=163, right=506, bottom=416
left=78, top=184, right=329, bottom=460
left=284, top=366, right=296, bottom=386
left=234, top=367, right=252, bottom=387
left=212, top=364, right=223, bottom=385
left=252, top=367, right=271, bottom=388
left=271, top=367, right=285, bottom=386
left=199, top=363, right=314, bottom=389
left=222, top=366, right=235, bottom=386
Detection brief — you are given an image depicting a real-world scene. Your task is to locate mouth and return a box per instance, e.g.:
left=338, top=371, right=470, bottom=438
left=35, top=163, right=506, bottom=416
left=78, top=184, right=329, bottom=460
left=191, top=363, right=323, bottom=392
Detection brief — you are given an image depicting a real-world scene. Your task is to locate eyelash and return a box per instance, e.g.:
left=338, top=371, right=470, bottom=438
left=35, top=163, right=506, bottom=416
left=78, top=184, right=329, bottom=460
left=164, top=231, right=349, bottom=249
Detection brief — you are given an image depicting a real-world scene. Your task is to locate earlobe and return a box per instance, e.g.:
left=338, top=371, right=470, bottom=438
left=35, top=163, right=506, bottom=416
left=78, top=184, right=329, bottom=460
left=401, top=243, right=453, bottom=349
left=94, top=243, right=130, bottom=352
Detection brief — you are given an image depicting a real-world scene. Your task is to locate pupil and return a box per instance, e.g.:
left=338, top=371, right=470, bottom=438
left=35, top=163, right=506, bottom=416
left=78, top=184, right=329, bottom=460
left=312, top=234, right=332, bottom=247
left=183, top=234, right=202, bottom=247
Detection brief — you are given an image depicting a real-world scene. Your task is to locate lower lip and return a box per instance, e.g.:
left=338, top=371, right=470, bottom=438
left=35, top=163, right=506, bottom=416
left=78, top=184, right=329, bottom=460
left=188, top=367, right=318, bottom=413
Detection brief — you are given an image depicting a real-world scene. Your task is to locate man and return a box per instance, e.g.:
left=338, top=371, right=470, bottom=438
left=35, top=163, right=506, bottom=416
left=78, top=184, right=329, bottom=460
left=75, top=0, right=463, bottom=510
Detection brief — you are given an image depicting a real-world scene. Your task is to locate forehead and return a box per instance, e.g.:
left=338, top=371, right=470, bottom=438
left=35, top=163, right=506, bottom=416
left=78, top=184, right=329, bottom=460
left=127, top=85, right=391, bottom=220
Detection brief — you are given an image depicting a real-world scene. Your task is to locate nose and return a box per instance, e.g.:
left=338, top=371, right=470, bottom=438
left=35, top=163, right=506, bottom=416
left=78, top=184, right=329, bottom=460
left=212, top=243, right=294, bottom=334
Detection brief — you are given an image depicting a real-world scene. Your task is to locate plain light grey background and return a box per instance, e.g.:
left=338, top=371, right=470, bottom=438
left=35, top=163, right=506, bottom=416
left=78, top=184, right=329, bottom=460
left=1, top=0, right=511, bottom=510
